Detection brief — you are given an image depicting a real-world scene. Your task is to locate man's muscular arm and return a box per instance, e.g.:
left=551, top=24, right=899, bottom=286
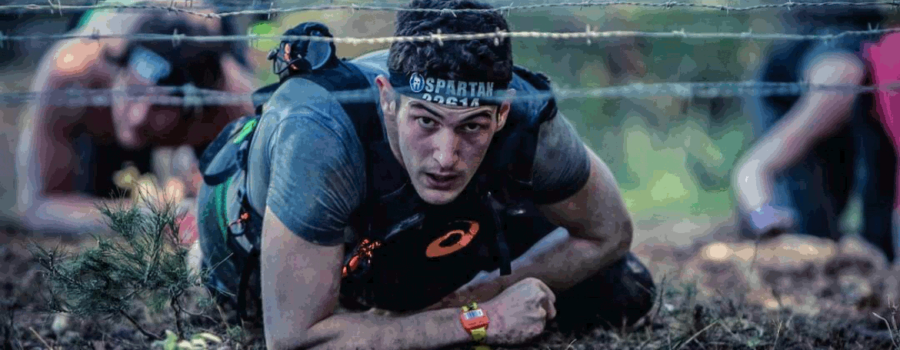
left=258, top=85, right=473, bottom=349
left=428, top=113, right=633, bottom=308
left=262, top=209, right=472, bottom=350
left=733, top=52, right=866, bottom=214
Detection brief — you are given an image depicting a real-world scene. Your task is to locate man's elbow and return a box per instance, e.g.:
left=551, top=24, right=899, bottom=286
left=613, top=218, right=634, bottom=257
left=584, top=216, right=633, bottom=259
left=266, top=337, right=297, bottom=350
left=264, top=316, right=341, bottom=350
left=266, top=329, right=312, bottom=350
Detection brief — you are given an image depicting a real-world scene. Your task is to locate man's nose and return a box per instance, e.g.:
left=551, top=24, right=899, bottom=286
left=432, top=129, right=460, bottom=169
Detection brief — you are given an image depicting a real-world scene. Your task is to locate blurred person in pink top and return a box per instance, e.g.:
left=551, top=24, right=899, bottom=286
left=733, top=4, right=898, bottom=261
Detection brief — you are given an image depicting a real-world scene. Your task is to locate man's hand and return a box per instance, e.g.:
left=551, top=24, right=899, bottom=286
left=744, top=203, right=797, bottom=239
left=482, top=278, right=557, bottom=346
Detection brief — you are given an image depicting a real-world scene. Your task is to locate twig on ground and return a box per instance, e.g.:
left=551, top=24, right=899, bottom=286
left=651, top=274, right=669, bottom=324
left=28, top=327, right=53, bottom=350
left=666, top=322, right=673, bottom=350
left=118, top=310, right=162, bottom=341
left=873, top=312, right=899, bottom=349
left=674, top=320, right=720, bottom=350
left=171, top=296, right=185, bottom=338
left=215, top=302, right=230, bottom=331
left=774, top=316, right=784, bottom=349
left=891, top=303, right=899, bottom=344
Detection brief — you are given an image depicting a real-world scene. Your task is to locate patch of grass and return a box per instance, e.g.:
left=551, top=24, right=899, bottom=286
left=505, top=279, right=900, bottom=350
left=13, top=203, right=900, bottom=350
left=26, top=191, right=227, bottom=344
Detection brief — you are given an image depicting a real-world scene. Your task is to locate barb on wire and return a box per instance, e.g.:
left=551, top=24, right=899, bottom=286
left=5, top=81, right=900, bottom=107
left=4, top=26, right=899, bottom=44
left=0, top=1, right=897, bottom=18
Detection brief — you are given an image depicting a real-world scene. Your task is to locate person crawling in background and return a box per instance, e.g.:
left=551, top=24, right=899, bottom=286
left=733, top=4, right=897, bottom=261
left=15, top=1, right=257, bottom=238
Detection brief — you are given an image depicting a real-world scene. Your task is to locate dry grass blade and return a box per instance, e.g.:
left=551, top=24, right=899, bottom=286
left=28, top=327, right=54, bottom=350
left=674, top=320, right=720, bottom=350
left=873, top=312, right=899, bottom=349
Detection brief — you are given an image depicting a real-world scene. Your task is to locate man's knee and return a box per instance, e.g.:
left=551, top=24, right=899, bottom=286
left=553, top=252, right=656, bottom=332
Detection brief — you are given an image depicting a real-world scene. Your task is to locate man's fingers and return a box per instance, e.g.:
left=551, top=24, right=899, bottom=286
left=527, top=280, right=557, bottom=320
left=533, top=279, right=556, bottom=305
left=544, top=295, right=557, bottom=320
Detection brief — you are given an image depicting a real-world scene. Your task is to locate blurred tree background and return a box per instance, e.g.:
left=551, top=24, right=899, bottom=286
left=2, top=0, right=896, bottom=235
left=246, top=0, right=775, bottom=227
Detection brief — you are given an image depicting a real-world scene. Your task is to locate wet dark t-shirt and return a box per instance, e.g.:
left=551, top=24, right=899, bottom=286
left=242, top=50, right=592, bottom=246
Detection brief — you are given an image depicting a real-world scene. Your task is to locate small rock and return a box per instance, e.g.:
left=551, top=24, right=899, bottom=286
left=51, top=314, right=70, bottom=336
left=216, top=346, right=233, bottom=350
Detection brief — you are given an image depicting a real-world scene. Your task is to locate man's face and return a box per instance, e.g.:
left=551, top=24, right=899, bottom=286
left=384, top=91, right=510, bottom=205
left=110, top=66, right=184, bottom=149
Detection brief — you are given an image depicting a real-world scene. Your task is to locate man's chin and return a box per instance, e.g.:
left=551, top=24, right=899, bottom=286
left=414, top=185, right=462, bottom=206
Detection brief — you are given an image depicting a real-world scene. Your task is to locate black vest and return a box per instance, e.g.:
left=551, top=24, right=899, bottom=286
left=202, top=57, right=558, bottom=312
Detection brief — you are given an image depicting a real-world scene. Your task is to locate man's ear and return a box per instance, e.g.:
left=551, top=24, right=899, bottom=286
left=375, top=75, right=397, bottom=116
left=496, top=88, right=516, bottom=131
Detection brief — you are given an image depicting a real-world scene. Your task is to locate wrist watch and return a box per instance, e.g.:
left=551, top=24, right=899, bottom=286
left=460, top=302, right=490, bottom=350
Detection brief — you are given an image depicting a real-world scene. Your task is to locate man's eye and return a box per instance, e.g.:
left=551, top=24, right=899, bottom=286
left=463, top=123, right=485, bottom=132
left=417, top=117, right=437, bottom=128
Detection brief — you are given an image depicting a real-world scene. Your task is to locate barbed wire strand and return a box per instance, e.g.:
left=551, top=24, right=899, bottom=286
left=7, top=81, right=900, bottom=107
left=2, top=1, right=898, bottom=18
left=1, top=26, right=898, bottom=45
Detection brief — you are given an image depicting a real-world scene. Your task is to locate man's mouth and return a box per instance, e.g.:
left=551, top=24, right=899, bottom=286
left=424, top=172, right=461, bottom=190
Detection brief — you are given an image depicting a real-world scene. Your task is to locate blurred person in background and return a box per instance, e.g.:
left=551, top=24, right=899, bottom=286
left=733, top=4, right=897, bottom=262
left=15, top=1, right=258, bottom=238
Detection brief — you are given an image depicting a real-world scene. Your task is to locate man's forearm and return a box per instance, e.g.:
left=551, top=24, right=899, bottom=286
left=21, top=195, right=124, bottom=235
left=734, top=131, right=794, bottom=212
left=734, top=156, right=776, bottom=212
left=286, top=305, right=472, bottom=350
left=435, top=226, right=627, bottom=309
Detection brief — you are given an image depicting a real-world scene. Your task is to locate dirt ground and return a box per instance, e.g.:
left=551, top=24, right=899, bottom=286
left=4, top=217, right=900, bottom=350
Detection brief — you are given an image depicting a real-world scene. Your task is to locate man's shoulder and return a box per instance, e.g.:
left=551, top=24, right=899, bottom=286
left=350, top=49, right=390, bottom=74
left=262, top=77, right=366, bottom=146
left=507, top=66, right=557, bottom=127
left=348, top=49, right=391, bottom=86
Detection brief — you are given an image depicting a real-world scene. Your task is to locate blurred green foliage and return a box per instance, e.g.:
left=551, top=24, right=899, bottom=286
left=246, top=2, right=800, bottom=222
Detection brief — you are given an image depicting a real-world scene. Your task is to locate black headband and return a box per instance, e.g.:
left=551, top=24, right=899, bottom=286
left=389, top=70, right=509, bottom=107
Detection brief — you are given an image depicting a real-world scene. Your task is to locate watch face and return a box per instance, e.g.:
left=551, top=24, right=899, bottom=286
left=463, top=309, right=484, bottom=320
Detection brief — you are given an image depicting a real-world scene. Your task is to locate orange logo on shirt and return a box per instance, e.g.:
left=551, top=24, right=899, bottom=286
left=426, top=220, right=480, bottom=258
